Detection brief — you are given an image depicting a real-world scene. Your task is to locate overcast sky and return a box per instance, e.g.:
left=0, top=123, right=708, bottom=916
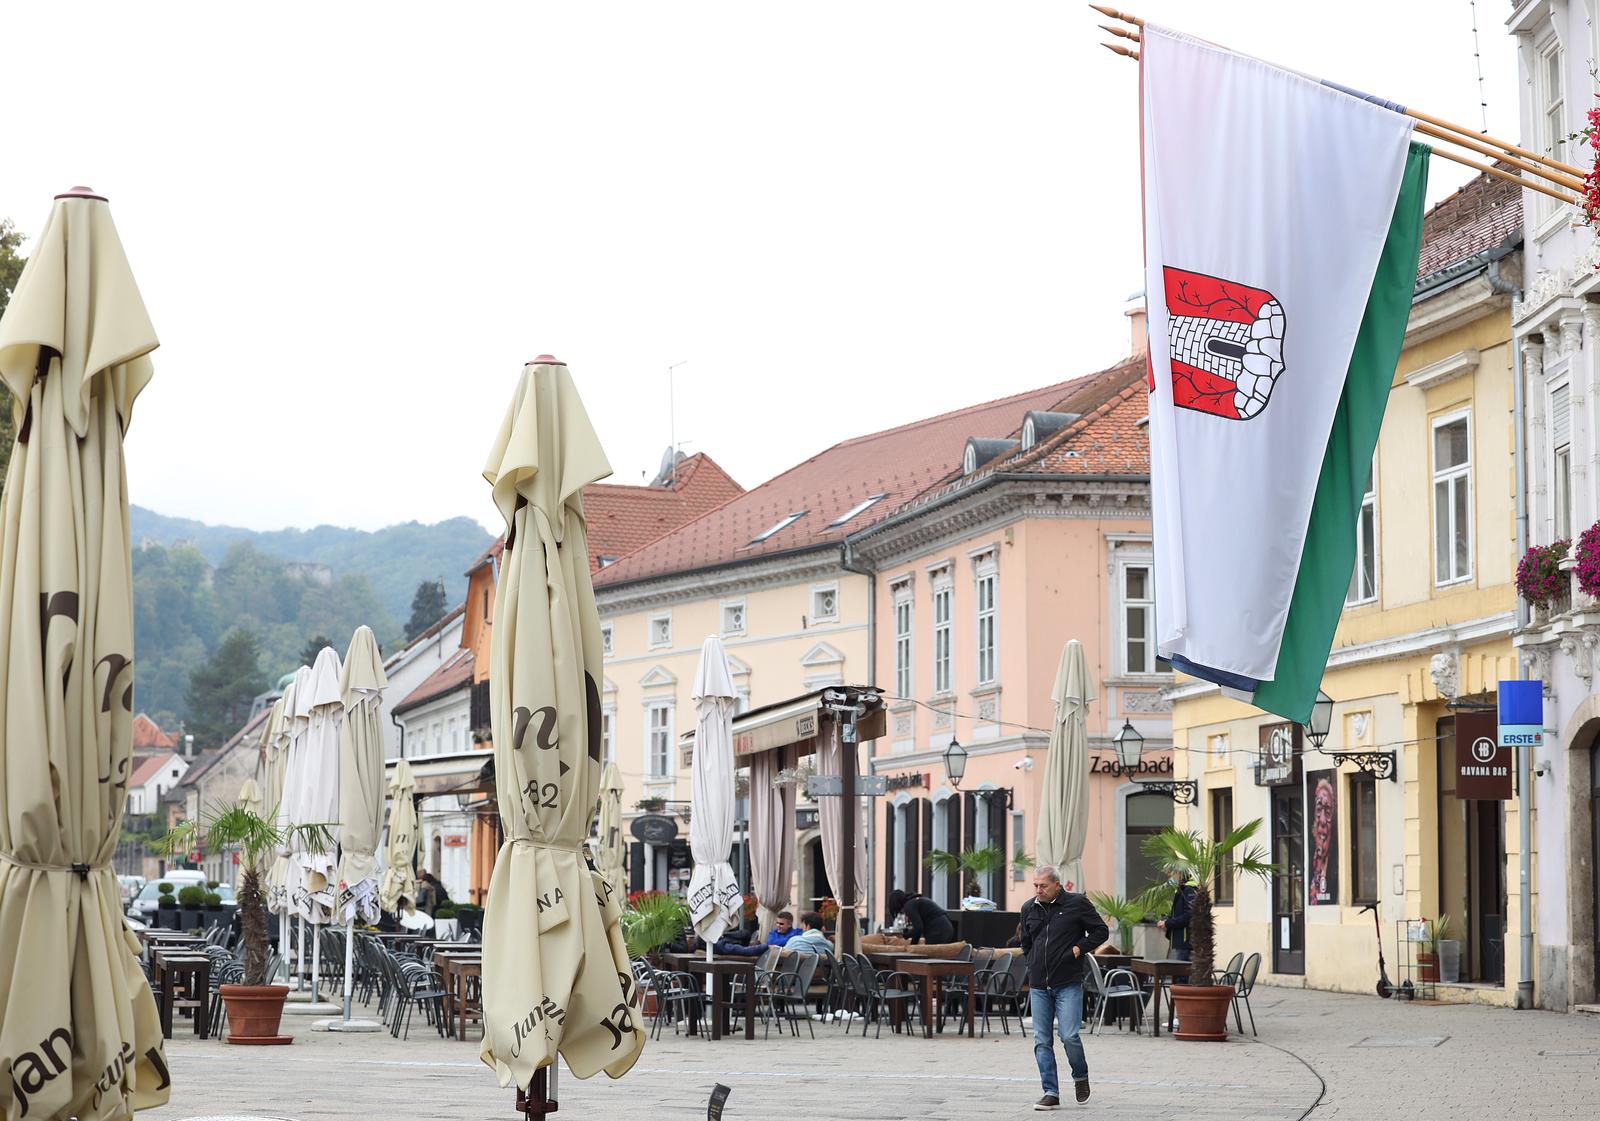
left=0, top=2, right=1521, bottom=534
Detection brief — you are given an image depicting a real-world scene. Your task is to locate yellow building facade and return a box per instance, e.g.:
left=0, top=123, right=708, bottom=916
left=1170, top=175, right=1531, bottom=1004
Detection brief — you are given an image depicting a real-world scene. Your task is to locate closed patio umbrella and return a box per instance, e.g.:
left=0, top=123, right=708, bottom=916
left=689, top=635, right=741, bottom=952
left=378, top=759, right=418, bottom=916
left=817, top=723, right=867, bottom=931
left=748, top=746, right=795, bottom=935
left=479, top=357, right=643, bottom=1105
left=0, top=187, right=169, bottom=1120
left=288, top=646, right=342, bottom=1010
left=265, top=677, right=300, bottom=923
left=1036, top=639, right=1093, bottom=893
left=596, top=763, right=627, bottom=907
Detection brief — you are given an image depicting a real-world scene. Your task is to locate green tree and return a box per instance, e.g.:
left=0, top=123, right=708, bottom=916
left=405, top=578, right=447, bottom=640
left=0, top=217, right=29, bottom=491
left=185, top=627, right=267, bottom=747
left=299, top=634, right=334, bottom=668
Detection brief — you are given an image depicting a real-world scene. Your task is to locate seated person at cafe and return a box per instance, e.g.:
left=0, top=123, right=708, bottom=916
left=889, top=889, right=957, bottom=946
left=712, top=936, right=768, bottom=957
left=784, top=911, right=836, bottom=956
left=766, top=910, right=799, bottom=947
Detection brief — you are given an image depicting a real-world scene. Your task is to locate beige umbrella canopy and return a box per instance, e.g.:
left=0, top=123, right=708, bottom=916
left=1036, top=639, right=1094, bottom=893
left=596, top=763, right=627, bottom=907
left=378, top=759, right=418, bottom=915
left=0, top=188, right=169, bottom=1120
left=480, top=357, right=644, bottom=1095
left=267, top=671, right=306, bottom=917
left=336, top=625, right=388, bottom=922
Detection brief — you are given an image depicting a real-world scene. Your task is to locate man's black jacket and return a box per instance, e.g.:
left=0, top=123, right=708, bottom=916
left=1018, top=890, right=1110, bottom=989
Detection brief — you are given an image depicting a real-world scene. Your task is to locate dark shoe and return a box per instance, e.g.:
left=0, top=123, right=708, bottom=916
left=1075, top=1080, right=1091, bottom=1103
left=1034, top=1094, right=1060, bottom=1110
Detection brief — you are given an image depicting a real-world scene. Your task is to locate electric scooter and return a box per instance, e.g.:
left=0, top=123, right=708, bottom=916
left=1361, top=902, right=1393, bottom=998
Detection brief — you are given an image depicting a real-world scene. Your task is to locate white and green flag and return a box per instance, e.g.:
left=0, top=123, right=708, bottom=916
left=1141, top=25, right=1429, bottom=722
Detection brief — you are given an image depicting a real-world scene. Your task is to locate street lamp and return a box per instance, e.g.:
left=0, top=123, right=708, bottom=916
left=1305, top=690, right=1334, bottom=751
left=1113, top=720, right=1144, bottom=770
left=943, top=737, right=968, bottom=788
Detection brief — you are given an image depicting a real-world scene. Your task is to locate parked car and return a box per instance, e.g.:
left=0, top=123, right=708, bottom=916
left=127, top=872, right=236, bottom=923
left=117, top=874, right=146, bottom=905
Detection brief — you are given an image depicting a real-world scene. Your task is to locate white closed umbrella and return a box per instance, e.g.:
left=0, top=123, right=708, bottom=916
left=268, top=669, right=307, bottom=986
left=688, top=635, right=741, bottom=956
left=1036, top=640, right=1093, bottom=893
left=378, top=760, right=419, bottom=916
left=596, top=763, right=627, bottom=907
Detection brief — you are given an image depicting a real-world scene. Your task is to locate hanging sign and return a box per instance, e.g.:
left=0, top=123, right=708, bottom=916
left=1455, top=709, right=1510, bottom=800
left=1498, top=679, right=1544, bottom=757
left=630, top=813, right=679, bottom=845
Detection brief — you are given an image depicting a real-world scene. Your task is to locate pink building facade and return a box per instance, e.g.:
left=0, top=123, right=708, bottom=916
left=843, top=358, right=1174, bottom=922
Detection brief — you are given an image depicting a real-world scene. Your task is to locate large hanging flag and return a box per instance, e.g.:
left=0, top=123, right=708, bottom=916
left=1142, top=25, right=1429, bottom=723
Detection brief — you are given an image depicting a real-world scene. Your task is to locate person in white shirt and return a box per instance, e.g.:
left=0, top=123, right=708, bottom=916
left=785, top=911, right=836, bottom=957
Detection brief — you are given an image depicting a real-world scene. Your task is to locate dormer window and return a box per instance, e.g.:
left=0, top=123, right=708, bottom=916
left=1020, top=411, right=1079, bottom=451
left=963, top=445, right=977, bottom=475
left=963, top=438, right=1021, bottom=476
left=752, top=511, right=805, bottom=543
left=1022, top=416, right=1037, bottom=449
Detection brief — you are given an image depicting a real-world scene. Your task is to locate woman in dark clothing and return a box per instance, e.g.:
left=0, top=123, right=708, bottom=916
left=895, top=892, right=957, bottom=945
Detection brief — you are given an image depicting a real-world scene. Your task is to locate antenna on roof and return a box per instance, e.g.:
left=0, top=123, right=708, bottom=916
left=667, top=359, right=689, bottom=484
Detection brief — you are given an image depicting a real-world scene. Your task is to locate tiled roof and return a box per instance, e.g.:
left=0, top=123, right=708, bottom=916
left=131, top=713, right=179, bottom=751
left=393, top=647, right=475, bottom=714
left=593, top=373, right=1131, bottom=587
left=864, top=358, right=1148, bottom=524
left=130, top=752, right=182, bottom=790
left=583, top=453, right=745, bottom=573
left=1415, top=168, right=1521, bottom=280
left=384, top=603, right=467, bottom=672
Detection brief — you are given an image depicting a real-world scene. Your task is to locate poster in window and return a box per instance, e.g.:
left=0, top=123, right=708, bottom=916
left=1306, top=769, right=1338, bottom=905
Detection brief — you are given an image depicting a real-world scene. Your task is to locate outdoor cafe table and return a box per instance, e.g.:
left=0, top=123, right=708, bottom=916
left=434, top=951, right=483, bottom=1040
left=1127, top=958, right=1191, bottom=1037
left=662, top=953, right=757, bottom=1041
left=895, top=957, right=976, bottom=1038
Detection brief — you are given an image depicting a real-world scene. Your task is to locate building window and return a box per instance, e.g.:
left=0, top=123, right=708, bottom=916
left=1347, top=461, right=1377, bottom=605
left=811, top=585, right=838, bottom=623
left=1432, top=412, right=1472, bottom=585
left=735, top=688, right=750, bottom=715
left=932, top=571, right=953, bottom=695
left=751, top=511, right=805, bottom=543
left=975, top=556, right=997, bottom=685
left=1350, top=775, right=1378, bottom=905
left=829, top=494, right=886, bottom=527
left=1211, top=788, right=1235, bottom=905
left=1125, top=792, right=1171, bottom=897
left=1208, top=733, right=1229, bottom=764
left=1123, top=564, right=1156, bottom=674
left=601, top=624, right=613, bottom=657
left=962, top=444, right=977, bottom=475
left=1552, top=382, right=1572, bottom=539
left=1540, top=40, right=1566, bottom=222
left=893, top=583, right=913, bottom=698
left=649, top=612, right=672, bottom=649
left=601, top=706, right=615, bottom=765
left=721, top=601, right=746, bottom=636
left=646, top=702, right=673, bottom=776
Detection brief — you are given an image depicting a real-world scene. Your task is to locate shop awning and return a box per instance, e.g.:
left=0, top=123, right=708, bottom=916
left=385, top=751, right=496, bottom=797
left=678, top=686, right=885, bottom=759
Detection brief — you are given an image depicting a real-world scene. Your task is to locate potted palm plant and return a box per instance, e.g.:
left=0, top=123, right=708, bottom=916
left=924, top=844, right=1008, bottom=895
left=1142, top=819, right=1276, bottom=1041
left=1418, top=914, right=1451, bottom=983
left=1088, top=885, right=1171, bottom=954
left=160, top=806, right=333, bottom=1045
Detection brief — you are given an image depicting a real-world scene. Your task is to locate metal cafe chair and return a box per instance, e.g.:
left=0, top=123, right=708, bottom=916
left=1085, top=953, right=1145, bottom=1035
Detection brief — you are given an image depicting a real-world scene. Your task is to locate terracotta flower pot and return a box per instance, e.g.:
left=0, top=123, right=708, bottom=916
left=1418, top=952, right=1439, bottom=983
left=220, top=984, right=293, bottom=1045
left=1169, top=984, right=1236, bottom=1042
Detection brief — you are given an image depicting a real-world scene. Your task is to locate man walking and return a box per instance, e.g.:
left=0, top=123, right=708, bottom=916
left=1019, top=865, right=1108, bottom=1110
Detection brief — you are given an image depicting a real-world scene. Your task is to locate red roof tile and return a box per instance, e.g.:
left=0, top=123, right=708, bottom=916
left=132, top=713, right=179, bottom=751
left=584, top=453, right=745, bottom=572
left=393, top=648, right=475, bottom=714
left=129, top=752, right=182, bottom=790
left=593, top=372, right=1132, bottom=587
left=1416, top=168, right=1521, bottom=280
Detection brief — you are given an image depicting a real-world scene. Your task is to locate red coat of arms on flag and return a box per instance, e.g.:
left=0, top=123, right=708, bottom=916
left=1159, top=267, right=1285, bottom=421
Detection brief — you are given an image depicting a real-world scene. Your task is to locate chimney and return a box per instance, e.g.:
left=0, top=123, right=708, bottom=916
left=184, top=734, right=195, bottom=759
left=1124, top=291, right=1148, bottom=356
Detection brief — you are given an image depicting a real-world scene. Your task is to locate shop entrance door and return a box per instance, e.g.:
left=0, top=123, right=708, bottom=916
left=1271, top=780, right=1306, bottom=975
left=1438, top=716, right=1506, bottom=983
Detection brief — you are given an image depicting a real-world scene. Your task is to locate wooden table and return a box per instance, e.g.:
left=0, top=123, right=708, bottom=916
left=1128, top=958, right=1191, bottom=1037
left=152, top=950, right=212, bottom=1039
left=895, top=957, right=976, bottom=1038
left=434, top=952, right=483, bottom=1040
left=865, top=950, right=920, bottom=969
left=664, top=955, right=757, bottom=1041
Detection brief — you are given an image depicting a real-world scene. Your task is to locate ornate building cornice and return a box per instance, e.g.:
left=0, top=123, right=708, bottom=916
left=594, top=547, right=846, bottom=615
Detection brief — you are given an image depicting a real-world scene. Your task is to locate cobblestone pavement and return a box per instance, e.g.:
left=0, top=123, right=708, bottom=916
left=144, top=985, right=1600, bottom=1120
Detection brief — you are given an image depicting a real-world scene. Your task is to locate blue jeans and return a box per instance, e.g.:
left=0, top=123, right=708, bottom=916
left=1030, top=983, right=1088, bottom=1096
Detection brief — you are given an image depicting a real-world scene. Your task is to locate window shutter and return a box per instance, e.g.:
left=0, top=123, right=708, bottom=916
left=884, top=803, right=897, bottom=897
left=629, top=842, right=645, bottom=893
left=989, top=793, right=1008, bottom=910
left=1552, top=383, right=1572, bottom=448
left=947, top=798, right=963, bottom=904
left=904, top=799, right=922, bottom=895
left=921, top=798, right=935, bottom=896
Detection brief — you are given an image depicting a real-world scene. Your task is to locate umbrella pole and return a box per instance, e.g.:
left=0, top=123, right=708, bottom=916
left=515, top=1066, right=558, bottom=1118
left=295, top=916, right=305, bottom=990
left=343, top=915, right=355, bottom=1021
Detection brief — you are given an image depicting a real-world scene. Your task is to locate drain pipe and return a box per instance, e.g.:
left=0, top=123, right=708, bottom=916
left=391, top=709, right=406, bottom=759
left=840, top=538, right=877, bottom=934
left=1488, top=243, right=1535, bottom=1010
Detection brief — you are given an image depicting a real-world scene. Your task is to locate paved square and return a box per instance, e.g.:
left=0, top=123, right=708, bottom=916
left=142, top=987, right=1600, bottom=1120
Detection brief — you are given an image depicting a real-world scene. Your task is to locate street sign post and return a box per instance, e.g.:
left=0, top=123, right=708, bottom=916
left=1499, top=678, right=1543, bottom=1010
left=807, top=774, right=888, bottom=797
